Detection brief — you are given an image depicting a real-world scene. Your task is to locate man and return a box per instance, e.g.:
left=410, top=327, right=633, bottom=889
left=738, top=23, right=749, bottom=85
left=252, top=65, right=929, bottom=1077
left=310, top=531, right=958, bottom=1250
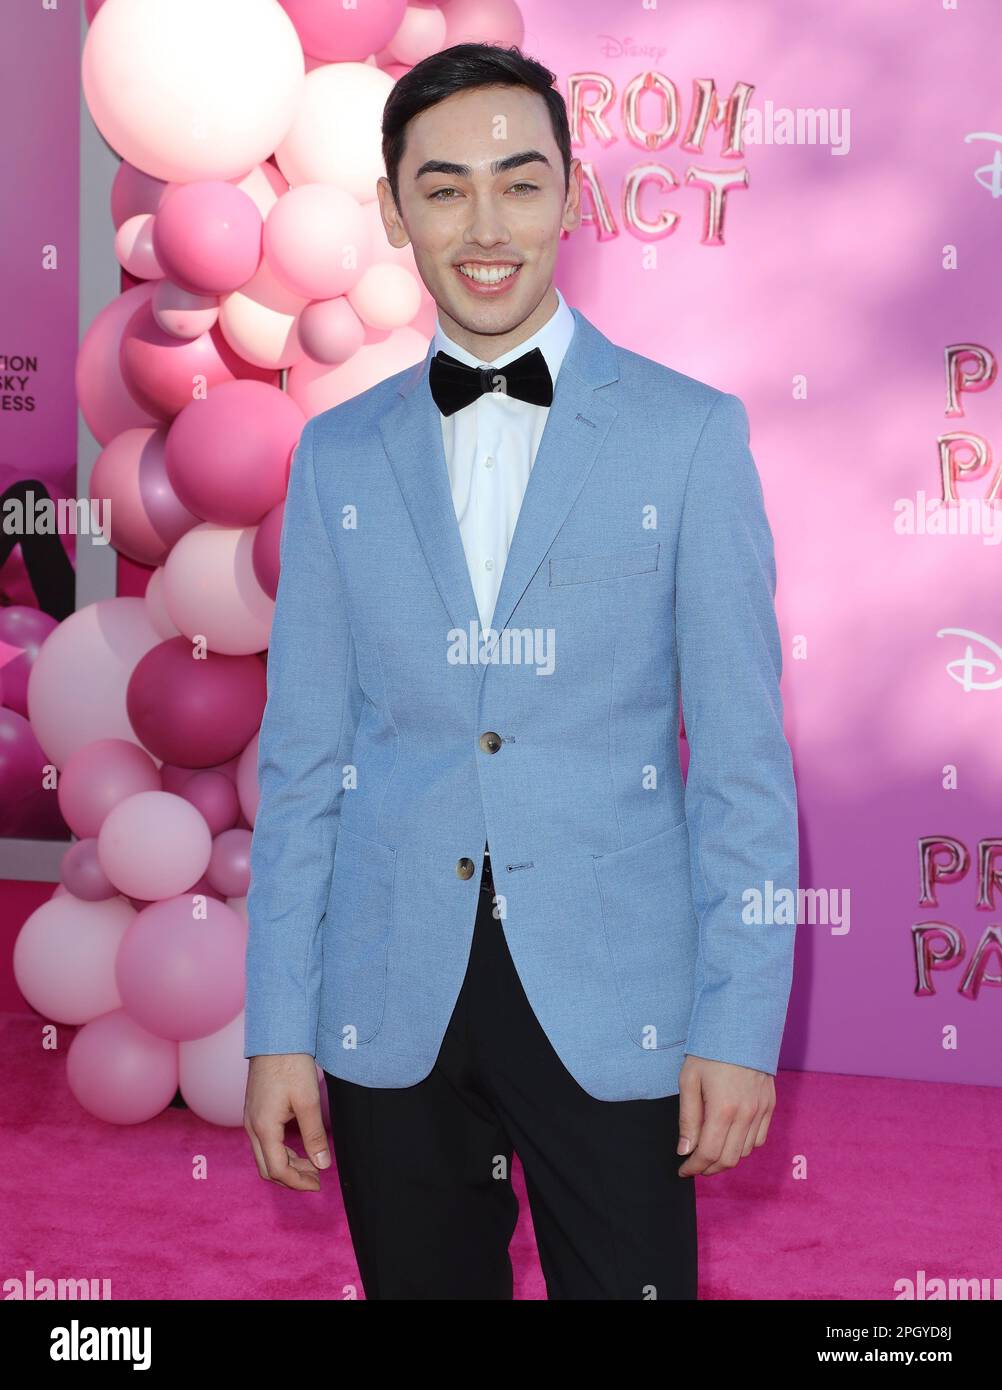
left=243, top=42, right=798, bottom=1301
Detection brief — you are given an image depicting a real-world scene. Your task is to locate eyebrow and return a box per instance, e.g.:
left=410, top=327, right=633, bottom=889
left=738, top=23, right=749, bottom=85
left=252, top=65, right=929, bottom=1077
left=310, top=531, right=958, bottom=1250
left=414, top=150, right=552, bottom=181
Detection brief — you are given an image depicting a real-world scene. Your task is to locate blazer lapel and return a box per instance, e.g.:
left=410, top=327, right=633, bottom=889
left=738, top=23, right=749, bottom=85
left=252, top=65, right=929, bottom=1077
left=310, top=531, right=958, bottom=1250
left=378, top=307, right=620, bottom=681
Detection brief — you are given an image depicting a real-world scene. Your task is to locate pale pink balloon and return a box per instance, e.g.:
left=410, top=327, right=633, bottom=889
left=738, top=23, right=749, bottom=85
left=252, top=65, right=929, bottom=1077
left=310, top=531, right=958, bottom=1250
left=443, top=0, right=525, bottom=46
left=165, top=379, right=304, bottom=526
left=97, top=790, right=213, bottom=901
left=151, top=280, right=219, bottom=341
left=274, top=62, right=395, bottom=200
left=119, top=301, right=279, bottom=420
left=111, top=160, right=167, bottom=229
left=297, top=296, right=365, bottom=365
left=82, top=0, right=305, bottom=183
left=66, top=1010, right=179, bottom=1125
left=218, top=260, right=306, bottom=371
left=178, top=1010, right=249, bottom=1126
left=153, top=181, right=263, bottom=296
left=177, top=769, right=240, bottom=836
left=236, top=732, right=260, bottom=826
left=278, top=0, right=407, bottom=61
left=58, top=736, right=162, bottom=838
left=264, top=184, right=370, bottom=301
left=347, top=262, right=422, bottom=330
left=90, top=426, right=201, bottom=565
left=13, top=893, right=134, bottom=1023
left=114, top=213, right=164, bottom=280
left=116, top=894, right=246, bottom=1041
left=233, top=160, right=289, bottom=220
left=143, top=566, right=182, bottom=640
left=163, top=524, right=275, bottom=656
left=386, top=2, right=447, bottom=65
left=27, top=598, right=164, bottom=769
left=77, top=282, right=161, bottom=445
left=287, top=325, right=427, bottom=415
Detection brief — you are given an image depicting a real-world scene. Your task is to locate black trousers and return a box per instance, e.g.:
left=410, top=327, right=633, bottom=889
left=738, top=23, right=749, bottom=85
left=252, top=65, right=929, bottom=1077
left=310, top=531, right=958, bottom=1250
left=324, top=852, right=697, bottom=1300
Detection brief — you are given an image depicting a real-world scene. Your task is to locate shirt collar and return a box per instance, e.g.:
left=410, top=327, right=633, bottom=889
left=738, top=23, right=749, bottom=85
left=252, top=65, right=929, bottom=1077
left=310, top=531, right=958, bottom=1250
left=432, top=285, right=576, bottom=390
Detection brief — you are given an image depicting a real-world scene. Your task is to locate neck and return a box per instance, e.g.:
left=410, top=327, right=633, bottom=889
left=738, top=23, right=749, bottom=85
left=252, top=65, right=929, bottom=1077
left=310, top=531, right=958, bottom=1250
left=438, top=285, right=559, bottom=362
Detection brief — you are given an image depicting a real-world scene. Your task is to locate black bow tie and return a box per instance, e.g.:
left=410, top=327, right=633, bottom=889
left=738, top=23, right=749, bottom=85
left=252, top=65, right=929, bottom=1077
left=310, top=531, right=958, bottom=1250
left=429, top=346, right=553, bottom=417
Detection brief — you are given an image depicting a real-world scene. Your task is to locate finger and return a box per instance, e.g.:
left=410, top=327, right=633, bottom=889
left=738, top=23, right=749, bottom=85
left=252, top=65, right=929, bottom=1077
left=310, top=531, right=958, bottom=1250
left=678, top=1110, right=731, bottom=1177
left=753, top=1106, right=772, bottom=1148
left=676, top=1069, right=704, bottom=1159
left=291, top=1093, right=332, bottom=1171
left=259, top=1118, right=320, bottom=1191
left=702, top=1110, right=757, bottom=1175
left=244, top=1122, right=272, bottom=1182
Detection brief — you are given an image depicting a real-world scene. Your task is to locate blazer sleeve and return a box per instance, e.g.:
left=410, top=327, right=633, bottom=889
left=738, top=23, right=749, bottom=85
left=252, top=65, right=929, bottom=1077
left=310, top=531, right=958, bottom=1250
left=674, top=391, right=799, bottom=1076
left=243, top=416, right=363, bottom=1058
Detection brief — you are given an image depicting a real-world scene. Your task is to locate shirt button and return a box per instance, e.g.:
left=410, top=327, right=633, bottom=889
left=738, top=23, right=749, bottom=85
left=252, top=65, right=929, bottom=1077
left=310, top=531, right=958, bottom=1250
left=485, top=558, right=494, bottom=571
left=484, top=455, right=495, bottom=468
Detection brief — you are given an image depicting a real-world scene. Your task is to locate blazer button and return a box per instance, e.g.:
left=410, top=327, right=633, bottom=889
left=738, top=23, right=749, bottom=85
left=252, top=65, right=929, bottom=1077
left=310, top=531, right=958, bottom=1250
left=456, top=857, right=476, bottom=879
left=479, top=731, right=502, bottom=753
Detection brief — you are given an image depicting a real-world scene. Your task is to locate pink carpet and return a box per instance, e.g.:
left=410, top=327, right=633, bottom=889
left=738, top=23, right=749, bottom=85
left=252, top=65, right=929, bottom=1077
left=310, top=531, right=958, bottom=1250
left=3, top=1010, right=999, bottom=1300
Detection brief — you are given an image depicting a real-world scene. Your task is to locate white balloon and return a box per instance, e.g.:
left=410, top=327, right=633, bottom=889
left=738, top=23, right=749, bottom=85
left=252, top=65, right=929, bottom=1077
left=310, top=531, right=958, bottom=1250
left=274, top=62, right=394, bottom=199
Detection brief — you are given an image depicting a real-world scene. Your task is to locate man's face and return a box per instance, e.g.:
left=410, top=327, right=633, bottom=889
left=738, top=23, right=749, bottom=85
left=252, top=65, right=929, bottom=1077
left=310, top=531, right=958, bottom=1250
left=378, top=84, right=581, bottom=353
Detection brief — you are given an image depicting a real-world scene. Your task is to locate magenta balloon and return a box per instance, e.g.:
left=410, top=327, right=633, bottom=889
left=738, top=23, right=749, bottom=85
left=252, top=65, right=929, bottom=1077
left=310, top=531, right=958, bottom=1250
left=252, top=500, right=283, bottom=599
left=66, top=1009, right=179, bottom=1125
left=57, top=737, right=162, bottom=839
left=153, top=181, right=263, bottom=296
left=207, top=827, right=252, bottom=897
left=90, top=426, right=200, bottom=565
left=0, top=605, right=59, bottom=717
left=164, top=380, right=305, bottom=525
left=178, top=769, right=240, bottom=835
left=60, top=837, right=118, bottom=901
left=0, top=708, right=68, bottom=837
left=76, top=282, right=161, bottom=445
left=278, top=0, right=407, bottom=61
left=116, top=895, right=246, bottom=1041
left=119, top=300, right=279, bottom=421
left=126, top=636, right=267, bottom=767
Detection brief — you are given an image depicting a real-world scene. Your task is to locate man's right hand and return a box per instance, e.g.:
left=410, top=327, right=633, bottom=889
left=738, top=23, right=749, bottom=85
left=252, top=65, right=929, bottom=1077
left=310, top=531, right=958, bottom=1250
left=244, top=1053, right=333, bottom=1191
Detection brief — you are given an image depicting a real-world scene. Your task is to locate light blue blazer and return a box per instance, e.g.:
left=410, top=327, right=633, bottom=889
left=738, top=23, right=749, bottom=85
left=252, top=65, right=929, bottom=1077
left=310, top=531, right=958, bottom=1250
left=244, top=305, right=799, bottom=1101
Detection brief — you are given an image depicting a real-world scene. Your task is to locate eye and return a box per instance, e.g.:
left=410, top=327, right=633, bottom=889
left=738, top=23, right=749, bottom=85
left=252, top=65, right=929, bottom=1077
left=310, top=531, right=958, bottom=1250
left=509, top=183, right=538, bottom=195
left=430, top=187, right=459, bottom=201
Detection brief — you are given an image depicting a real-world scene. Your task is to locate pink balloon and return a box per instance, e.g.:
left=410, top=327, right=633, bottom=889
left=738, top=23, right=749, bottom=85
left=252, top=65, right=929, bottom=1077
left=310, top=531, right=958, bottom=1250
left=297, top=296, right=365, bottom=365
left=265, top=184, right=370, bottom=302
left=153, top=181, right=263, bottom=296
left=143, top=566, right=181, bottom=641
left=443, top=0, right=525, bottom=46
left=287, top=325, right=427, bottom=415
left=165, top=380, right=304, bottom=525
left=116, top=895, right=246, bottom=1041
left=278, top=0, right=406, bottom=61
left=0, top=605, right=59, bottom=717
left=91, top=426, right=201, bottom=565
left=97, top=789, right=213, bottom=901
left=178, top=1010, right=249, bottom=1126
left=13, top=894, right=134, bottom=1024
left=27, top=597, right=164, bottom=769
left=207, top=827, right=252, bottom=897
left=217, top=260, right=306, bottom=371
left=177, top=769, right=240, bottom=835
left=347, top=262, right=422, bottom=330
left=57, top=737, right=162, bottom=839
left=111, top=160, right=167, bottom=229
left=66, top=1010, right=179, bottom=1125
left=385, top=2, right=447, bottom=65
left=60, top=838, right=119, bottom=901
left=236, top=732, right=260, bottom=826
left=0, top=708, right=71, bottom=837
left=77, top=282, right=161, bottom=446
left=151, top=280, right=220, bottom=341
left=119, top=300, right=279, bottom=421
left=114, top=213, right=163, bottom=280
left=252, top=501, right=284, bottom=599
left=126, top=637, right=267, bottom=768
left=163, top=524, right=275, bottom=656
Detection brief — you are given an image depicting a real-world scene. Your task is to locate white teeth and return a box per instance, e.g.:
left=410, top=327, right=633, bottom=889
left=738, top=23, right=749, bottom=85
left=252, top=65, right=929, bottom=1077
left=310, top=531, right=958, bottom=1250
left=458, top=264, right=520, bottom=284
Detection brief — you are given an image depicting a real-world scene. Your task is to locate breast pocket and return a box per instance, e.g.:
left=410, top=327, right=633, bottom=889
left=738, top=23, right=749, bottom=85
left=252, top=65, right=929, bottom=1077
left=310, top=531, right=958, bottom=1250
left=549, top=541, right=660, bottom=587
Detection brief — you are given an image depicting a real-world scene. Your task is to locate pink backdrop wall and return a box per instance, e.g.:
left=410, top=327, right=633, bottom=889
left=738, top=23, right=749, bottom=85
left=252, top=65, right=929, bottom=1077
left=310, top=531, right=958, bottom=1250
left=3, top=0, right=1000, bottom=1087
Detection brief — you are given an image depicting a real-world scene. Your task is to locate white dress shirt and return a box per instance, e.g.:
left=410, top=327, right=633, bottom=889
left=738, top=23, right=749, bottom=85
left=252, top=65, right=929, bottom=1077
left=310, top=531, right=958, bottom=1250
left=432, top=285, right=577, bottom=631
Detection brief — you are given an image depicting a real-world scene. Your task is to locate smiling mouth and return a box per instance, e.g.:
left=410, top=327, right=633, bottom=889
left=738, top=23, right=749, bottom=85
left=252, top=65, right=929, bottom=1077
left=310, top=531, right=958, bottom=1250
left=455, top=263, right=522, bottom=285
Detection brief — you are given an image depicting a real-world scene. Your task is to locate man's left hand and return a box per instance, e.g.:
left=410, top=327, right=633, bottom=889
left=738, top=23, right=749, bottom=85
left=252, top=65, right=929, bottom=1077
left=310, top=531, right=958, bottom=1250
left=675, top=1055, right=775, bottom=1177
